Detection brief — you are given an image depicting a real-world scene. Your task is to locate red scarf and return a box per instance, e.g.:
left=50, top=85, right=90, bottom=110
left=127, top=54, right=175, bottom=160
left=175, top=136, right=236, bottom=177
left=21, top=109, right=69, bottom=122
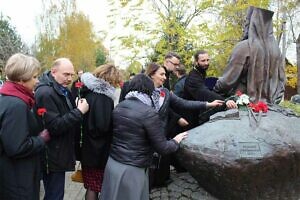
left=0, top=81, right=35, bottom=108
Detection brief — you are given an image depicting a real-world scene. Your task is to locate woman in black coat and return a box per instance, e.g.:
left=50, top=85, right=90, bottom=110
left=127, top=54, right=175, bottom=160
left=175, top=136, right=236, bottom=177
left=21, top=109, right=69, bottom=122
left=145, top=63, right=224, bottom=187
left=0, top=53, right=50, bottom=200
left=80, top=64, right=121, bottom=200
left=100, top=74, right=188, bottom=200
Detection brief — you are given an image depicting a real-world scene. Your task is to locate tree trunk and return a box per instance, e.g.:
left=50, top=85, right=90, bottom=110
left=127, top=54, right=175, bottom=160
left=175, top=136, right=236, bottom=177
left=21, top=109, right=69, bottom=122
left=297, top=34, right=300, bottom=94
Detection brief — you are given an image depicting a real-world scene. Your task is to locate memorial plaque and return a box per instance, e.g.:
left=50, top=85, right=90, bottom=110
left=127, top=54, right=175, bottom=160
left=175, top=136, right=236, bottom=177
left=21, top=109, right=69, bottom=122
left=238, top=142, right=262, bottom=158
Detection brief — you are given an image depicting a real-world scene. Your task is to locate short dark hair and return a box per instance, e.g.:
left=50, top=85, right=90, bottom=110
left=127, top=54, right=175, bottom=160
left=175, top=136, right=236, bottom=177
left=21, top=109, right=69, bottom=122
left=165, top=52, right=181, bottom=60
left=194, top=50, right=208, bottom=61
left=175, top=65, right=186, bottom=76
left=128, top=73, right=154, bottom=96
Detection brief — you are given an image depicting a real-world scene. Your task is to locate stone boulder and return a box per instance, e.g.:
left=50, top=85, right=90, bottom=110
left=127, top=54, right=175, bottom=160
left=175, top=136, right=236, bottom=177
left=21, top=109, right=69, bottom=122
left=176, top=106, right=300, bottom=200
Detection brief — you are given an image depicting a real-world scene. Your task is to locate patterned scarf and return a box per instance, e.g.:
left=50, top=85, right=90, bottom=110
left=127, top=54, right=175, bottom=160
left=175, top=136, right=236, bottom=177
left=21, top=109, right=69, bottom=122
left=125, top=91, right=153, bottom=108
left=151, top=87, right=165, bottom=112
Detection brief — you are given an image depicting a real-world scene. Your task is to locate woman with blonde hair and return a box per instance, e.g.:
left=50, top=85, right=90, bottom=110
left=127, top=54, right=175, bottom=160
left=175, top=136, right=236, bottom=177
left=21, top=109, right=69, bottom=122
left=79, top=64, right=121, bottom=200
left=0, top=53, right=50, bottom=199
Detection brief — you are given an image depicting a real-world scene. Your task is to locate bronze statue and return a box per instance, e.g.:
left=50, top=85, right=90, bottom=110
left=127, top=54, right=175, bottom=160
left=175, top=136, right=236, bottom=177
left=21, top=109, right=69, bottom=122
left=214, top=6, right=285, bottom=104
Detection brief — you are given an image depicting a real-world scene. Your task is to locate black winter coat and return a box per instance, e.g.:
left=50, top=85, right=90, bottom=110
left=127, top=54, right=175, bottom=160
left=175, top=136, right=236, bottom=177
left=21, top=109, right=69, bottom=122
left=0, top=96, right=45, bottom=200
left=34, top=71, right=82, bottom=171
left=184, top=68, right=225, bottom=102
left=110, top=98, right=179, bottom=168
left=80, top=72, right=115, bottom=169
left=158, top=87, right=207, bottom=137
left=183, top=68, right=226, bottom=128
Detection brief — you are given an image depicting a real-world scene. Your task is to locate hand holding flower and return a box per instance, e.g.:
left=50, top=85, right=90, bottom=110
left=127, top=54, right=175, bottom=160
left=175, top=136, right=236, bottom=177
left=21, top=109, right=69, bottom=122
left=39, top=129, right=50, bottom=143
left=77, top=98, right=89, bottom=114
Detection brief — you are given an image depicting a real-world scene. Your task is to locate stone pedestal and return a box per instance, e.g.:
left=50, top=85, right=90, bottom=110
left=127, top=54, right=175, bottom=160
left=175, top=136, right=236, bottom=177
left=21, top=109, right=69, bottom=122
left=176, top=107, right=300, bottom=200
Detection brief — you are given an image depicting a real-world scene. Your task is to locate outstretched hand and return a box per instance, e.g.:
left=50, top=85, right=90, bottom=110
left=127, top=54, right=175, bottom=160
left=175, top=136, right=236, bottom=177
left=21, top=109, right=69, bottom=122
left=226, top=100, right=238, bottom=109
left=207, top=100, right=224, bottom=107
left=173, top=132, right=188, bottom=143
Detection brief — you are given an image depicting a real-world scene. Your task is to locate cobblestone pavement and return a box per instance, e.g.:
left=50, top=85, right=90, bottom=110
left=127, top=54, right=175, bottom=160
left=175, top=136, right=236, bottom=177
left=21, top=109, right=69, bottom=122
left=150, top=170, right=218, bottom=200
left=40, top=167, right=217, bottom=200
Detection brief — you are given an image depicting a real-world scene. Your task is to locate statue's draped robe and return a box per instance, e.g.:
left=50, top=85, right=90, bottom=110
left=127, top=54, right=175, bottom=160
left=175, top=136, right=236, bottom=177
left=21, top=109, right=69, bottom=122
left=214, top=7, right=285, bottom=104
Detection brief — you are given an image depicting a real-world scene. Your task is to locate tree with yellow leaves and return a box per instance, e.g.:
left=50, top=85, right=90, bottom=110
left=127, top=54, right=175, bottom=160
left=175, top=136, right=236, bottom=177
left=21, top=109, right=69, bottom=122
left=35, top=0, right=108, bottom=72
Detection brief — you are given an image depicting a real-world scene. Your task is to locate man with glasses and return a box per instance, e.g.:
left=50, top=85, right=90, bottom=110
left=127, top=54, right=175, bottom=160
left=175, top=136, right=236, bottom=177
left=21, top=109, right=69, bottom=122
left=163, top=52, right=181, bottom=90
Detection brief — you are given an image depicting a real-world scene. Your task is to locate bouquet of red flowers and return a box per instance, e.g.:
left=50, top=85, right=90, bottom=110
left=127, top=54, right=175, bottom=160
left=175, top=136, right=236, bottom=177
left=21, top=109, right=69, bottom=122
left=249, top=101, right=268, bottom=113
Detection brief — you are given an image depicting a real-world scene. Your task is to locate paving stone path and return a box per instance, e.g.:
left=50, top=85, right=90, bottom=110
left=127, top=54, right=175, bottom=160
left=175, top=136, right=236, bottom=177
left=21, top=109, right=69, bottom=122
left=39, top=163, right=218, bottom=200
left=150, top=170, right=218, bottom=200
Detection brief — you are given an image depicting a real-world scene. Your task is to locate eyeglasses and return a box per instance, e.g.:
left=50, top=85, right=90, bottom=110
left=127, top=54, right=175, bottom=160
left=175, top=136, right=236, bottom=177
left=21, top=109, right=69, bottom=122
left=167, top=60, right=180, bottom=66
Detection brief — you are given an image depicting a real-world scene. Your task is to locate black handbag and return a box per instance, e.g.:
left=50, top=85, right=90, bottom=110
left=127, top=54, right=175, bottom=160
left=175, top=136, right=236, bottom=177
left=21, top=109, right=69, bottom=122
left=150, top=152, right=161, bottom=169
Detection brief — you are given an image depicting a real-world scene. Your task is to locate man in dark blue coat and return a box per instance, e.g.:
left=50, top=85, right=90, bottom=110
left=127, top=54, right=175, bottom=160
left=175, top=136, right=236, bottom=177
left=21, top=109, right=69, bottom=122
left=34, top=58, right=89, bottom=200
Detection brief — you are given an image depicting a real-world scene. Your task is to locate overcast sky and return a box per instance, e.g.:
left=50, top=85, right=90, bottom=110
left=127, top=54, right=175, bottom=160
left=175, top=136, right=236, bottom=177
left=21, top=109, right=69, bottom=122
left=0, top=0, right=110, bottom=45
left=0, top=0, right=298, bottom=65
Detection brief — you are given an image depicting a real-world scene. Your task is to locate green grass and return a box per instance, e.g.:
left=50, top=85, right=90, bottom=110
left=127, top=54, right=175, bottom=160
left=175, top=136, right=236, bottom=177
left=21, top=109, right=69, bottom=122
left=279, top=101, right=300, bottom=116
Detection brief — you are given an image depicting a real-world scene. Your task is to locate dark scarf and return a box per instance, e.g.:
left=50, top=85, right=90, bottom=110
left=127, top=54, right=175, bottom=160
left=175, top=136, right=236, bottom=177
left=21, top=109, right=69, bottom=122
left=0, top=81, right=35, bottom=108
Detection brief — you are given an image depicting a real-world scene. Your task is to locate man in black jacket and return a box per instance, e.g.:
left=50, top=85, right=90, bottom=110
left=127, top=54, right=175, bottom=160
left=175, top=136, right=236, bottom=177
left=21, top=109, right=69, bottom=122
left=163, top=52, right=181, bottom=90
left=183, top=50, right=237, bottom=129
left=34, top=58, right=89, bottom=200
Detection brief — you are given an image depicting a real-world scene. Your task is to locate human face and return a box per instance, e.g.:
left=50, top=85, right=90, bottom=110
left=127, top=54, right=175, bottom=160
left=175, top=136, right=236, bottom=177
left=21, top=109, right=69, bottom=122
left=165, top=56, right=180, bottom=72
left=21, top=72, right=39, bottom=92
left=77, top=70, right=84, bottom=78
left=197, top=53, right=210, bottom=70
left=51, top=60, right=75, bottom=87
left=151, top=67, right=166, bottom=88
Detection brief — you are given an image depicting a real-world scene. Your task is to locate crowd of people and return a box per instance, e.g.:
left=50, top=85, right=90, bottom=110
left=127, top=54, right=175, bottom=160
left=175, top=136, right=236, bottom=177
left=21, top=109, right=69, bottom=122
left=0, top=51, right=237, bottom=200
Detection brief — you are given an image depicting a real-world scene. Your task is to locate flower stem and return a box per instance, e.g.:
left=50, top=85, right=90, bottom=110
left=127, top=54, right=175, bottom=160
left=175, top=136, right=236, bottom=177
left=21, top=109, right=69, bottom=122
left=80, top=125, right=83, bottom=148
left=45, top=147, right=49, bottom=174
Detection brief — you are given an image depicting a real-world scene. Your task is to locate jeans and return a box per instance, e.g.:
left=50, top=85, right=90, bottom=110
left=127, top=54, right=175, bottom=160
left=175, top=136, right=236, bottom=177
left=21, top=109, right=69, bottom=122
left=43, top=171, right=65, bottom=200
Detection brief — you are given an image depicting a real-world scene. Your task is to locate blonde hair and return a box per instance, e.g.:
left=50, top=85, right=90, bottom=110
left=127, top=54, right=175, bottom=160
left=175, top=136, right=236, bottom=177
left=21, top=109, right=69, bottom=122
left=93, top=64, right=121, bottom=87
left=5, top=53, right=40, bottom=82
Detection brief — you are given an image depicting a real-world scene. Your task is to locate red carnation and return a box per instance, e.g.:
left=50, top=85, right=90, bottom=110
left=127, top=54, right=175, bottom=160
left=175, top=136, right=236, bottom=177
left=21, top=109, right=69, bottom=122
left=160, top=91, right=165, bottom=97
left=248, top=101, right=268, bottom=113
left=37, top=108, right=47, bottom=116
left=75, top=81, right=84, bottom=99
left=257, top=101, right=268, bottom=113
left=75, top=82, right=84, bottom=88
